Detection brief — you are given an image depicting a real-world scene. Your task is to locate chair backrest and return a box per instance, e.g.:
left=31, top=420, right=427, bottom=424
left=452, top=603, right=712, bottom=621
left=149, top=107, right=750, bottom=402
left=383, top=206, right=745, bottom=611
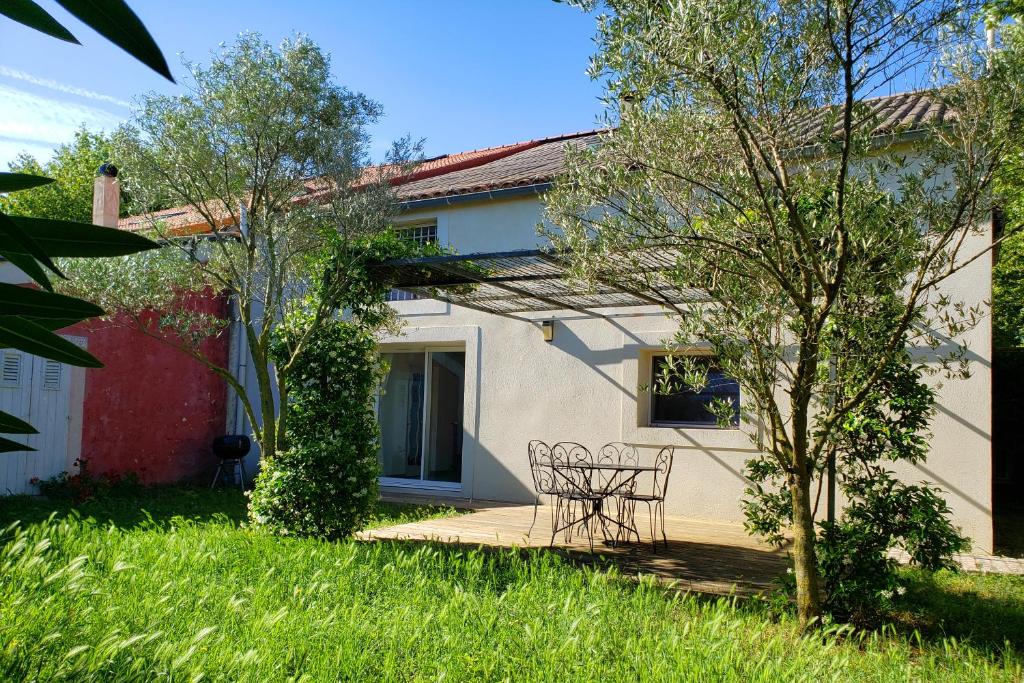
left=598, top=442, right=639, bottom=467
left=552, top=442, right=592, bottom=491
left=651, top=446, right=675, bottom=500
left=597, top=442, right=638, bottom=489
left=528, top=440, right=559, bottom=495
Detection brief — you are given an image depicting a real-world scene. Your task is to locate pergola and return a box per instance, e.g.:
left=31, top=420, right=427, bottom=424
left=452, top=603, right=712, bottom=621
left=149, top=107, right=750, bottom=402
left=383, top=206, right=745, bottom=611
left=368, top=248, right=705, bottom=321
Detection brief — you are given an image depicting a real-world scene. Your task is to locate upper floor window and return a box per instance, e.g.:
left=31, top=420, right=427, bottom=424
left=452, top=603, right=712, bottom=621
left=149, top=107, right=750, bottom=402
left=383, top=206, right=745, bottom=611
left=387, top=223, right=437, bottom=302
left=650, top=354, right=740, bottom=428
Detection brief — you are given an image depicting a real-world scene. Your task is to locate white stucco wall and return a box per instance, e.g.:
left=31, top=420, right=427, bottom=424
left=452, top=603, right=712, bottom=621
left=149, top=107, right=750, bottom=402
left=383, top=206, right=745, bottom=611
left=380, top=191, right=994, bottom=553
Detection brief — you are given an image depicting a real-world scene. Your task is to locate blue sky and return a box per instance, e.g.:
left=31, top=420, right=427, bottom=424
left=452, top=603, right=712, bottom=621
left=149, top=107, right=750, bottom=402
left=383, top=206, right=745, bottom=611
left=0, top=1, right=606, bottom=167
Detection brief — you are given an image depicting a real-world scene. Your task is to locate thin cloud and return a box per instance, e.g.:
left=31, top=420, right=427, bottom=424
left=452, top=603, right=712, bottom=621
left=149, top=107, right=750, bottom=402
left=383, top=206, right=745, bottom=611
left=0, top=84, right=125, bottom=165
left=0, top=65, right=130, bottom=108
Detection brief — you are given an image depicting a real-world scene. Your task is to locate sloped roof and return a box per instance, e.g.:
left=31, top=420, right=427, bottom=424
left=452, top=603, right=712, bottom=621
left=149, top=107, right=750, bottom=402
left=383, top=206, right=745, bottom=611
left=791, top=90, right=954, bottom=142
left=394, top=131, right=604, bottom=203
left=119, top=90, right=952, bottom=235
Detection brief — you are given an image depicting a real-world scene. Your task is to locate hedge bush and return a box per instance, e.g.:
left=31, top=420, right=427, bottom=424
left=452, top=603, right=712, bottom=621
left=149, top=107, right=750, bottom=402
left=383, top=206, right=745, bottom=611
left=248, top=314, right=385, bottom=538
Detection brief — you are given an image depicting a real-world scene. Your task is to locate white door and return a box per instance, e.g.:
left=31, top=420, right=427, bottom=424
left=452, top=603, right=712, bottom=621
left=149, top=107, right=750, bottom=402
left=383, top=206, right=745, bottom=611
left=0, top=341, right=82, bottom=495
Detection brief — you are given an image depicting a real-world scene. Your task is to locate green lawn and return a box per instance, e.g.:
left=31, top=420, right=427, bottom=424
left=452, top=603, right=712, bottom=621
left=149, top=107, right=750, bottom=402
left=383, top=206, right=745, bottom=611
left=1, top=488, right=1023, bottom=681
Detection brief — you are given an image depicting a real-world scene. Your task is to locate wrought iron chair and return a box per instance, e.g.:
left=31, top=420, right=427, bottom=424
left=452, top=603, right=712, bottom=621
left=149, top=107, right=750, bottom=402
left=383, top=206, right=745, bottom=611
left=550, top=441, right=603, bottom=551
left=527, top=440, right=561, bottom=537
left=597, top=441, right=640, bottom=541
left=619, top=446, right=674, bottom=550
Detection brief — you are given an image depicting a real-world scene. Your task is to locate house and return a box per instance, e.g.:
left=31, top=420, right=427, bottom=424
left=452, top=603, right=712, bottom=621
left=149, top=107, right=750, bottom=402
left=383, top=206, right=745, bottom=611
left=0, top=90, right=995, bottom=554
left=360, top=91, right=993, bottom=554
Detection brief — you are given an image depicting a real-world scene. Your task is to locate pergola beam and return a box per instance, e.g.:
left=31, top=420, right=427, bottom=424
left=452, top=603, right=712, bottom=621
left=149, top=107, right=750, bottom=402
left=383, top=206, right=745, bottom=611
left=370, top=247, right=701, bottom=318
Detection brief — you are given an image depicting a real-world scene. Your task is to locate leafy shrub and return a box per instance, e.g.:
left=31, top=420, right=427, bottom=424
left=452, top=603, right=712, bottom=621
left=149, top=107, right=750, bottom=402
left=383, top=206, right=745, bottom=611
left=34, top=458, right=141, bottom=503
left=247, top=231, right=440, bottom=538
left=745, top=348, right=968, bottom=625
left=817, top=472, right=967, bottom=624
left=247, top=315, right=385, bottom=538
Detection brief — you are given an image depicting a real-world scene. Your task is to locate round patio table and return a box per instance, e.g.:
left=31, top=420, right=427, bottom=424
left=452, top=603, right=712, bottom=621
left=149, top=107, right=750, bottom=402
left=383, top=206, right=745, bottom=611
left=550, top=462, right=658, bottom=550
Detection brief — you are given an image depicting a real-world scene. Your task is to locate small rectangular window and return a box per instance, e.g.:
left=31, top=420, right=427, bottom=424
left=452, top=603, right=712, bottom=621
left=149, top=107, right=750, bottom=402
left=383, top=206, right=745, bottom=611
left=650, top=355, right=739, bottom=427
left=1, top=351, right=22, bottom=387
left=387, top=223, right=438, bottom=302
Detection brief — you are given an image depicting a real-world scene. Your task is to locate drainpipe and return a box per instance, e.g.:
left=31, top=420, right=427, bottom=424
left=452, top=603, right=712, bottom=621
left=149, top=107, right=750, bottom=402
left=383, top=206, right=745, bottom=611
left=232, top=202, right=249, bottom=436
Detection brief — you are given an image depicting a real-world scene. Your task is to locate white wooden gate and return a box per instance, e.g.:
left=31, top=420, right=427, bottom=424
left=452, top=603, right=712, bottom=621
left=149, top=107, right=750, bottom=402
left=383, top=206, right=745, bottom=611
left=0, top=337, right=84, bottom=495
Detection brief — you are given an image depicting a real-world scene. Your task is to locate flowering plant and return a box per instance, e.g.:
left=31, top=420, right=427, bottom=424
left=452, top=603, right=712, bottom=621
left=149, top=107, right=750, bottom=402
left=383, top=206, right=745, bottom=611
left=247, top=232, right=420, bottom=538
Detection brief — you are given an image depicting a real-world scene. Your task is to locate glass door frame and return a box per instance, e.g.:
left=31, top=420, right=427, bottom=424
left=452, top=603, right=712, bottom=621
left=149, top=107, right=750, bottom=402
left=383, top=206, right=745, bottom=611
left=377, top=346, right=465, bottom=492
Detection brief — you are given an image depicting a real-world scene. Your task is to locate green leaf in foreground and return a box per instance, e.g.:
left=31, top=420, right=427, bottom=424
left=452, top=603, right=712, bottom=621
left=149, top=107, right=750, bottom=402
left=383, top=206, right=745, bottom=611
left=0, top=410, right=38, bottom=435
left=56, top=0, right=173, bottom=81
left=0, top=0, right=79, bottom=43
left=0, top=283, right=103, bottom=321
left=5, top=215, right=159, bottom=257
left=0, top=316, right=101, bottom=368
left=0, top=435, right=34, bottom=453
left=0, top=172, right=55, bottom=193
left=0, top=213, right=63, bottom=286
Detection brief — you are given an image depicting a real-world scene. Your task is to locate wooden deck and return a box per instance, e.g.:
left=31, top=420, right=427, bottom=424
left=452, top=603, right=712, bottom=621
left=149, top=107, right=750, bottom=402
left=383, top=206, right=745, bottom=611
left=361, top=501, right=788, bottom=596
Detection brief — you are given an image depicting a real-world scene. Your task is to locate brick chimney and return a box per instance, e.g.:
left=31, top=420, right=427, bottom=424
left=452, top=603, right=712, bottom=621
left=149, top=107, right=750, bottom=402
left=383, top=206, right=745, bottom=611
left=92, top=162, right=120, bottom=228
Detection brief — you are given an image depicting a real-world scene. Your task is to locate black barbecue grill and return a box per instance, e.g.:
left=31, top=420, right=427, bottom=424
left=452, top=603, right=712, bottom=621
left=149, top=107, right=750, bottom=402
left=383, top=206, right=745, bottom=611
left=211, top=435, right=251, bottom=490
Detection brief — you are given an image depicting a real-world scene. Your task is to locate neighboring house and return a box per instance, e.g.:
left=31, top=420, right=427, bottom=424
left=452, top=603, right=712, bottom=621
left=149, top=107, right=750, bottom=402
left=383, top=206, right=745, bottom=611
left=0, top=174, right=230, bottom=493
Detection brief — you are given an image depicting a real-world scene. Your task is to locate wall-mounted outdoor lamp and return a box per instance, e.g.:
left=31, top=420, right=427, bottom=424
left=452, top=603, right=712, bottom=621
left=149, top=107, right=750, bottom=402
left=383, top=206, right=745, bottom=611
left=540, top=320, right=555, bottom=342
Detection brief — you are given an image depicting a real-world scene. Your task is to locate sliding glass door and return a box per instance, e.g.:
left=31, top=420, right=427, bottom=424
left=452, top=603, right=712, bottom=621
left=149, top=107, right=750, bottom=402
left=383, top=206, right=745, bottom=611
left=378, top=349, right=465, bottom=486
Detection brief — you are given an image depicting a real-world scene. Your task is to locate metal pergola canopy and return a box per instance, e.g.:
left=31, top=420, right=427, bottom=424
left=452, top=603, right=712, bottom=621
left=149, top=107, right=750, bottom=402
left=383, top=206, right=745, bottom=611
left=369, top=248, right=706, bottom=320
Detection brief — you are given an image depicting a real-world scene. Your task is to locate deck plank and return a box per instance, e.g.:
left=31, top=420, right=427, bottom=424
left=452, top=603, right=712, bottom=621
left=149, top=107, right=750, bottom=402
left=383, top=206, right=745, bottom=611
left=361, top=502, right=787, bottom=596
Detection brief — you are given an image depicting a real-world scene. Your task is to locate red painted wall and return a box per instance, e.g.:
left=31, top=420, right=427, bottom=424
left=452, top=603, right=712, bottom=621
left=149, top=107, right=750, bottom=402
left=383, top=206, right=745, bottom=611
left=66, top=292, right=230, bottom=484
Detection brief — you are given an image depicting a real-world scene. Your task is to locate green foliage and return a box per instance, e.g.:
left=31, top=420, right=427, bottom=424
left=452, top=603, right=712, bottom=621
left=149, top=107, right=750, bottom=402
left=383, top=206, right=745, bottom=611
left=0, top=509, right=1021, bottom=680
left=0, top=484, right=456, bottom=533
left=993, top=19, right=1024, bottom=347
left=0, top=129, right=118, bottom=223
left=549, top=0, right=1010, bottom=626
left=247, top=315, right=384, bottom=539
left=745, top=349, right=968, bottom=625
left=71, top=32, right=416, bottom=461
left=994, top=231, right=1024, bottom=347
left=248, top=232, right=428, bottom=538
left=33, top=457, right=141, bottom=504
left=0, top=0, right=172, bottom=79
left=817, top=473, right=967, bottom=625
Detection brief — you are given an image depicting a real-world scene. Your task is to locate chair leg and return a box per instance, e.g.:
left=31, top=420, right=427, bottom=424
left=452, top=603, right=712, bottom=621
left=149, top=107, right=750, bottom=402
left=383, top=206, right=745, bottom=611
left=583, top=501, right=595, bottom=553
left=210, top=461, right=224, bottom=490
left=528, top=495, right=541, bottom=537
left=646, top=501, right=657, bottom=552
left=657, top=500, right=668, bottom=549
left=551, top=496, right=566, bottom=548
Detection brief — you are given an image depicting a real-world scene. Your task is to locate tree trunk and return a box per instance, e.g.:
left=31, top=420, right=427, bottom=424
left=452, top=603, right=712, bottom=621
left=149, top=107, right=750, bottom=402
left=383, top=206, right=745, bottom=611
left=249, top=343, right=278, bottom=462
left=790, top=470, right=823, bottom=628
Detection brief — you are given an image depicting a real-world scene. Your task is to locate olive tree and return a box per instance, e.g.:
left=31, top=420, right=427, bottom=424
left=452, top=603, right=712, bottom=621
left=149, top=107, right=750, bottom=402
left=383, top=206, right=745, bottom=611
left=59, top=33, right=416, bottom=461
left=547, top=0, right=1018, bottom=627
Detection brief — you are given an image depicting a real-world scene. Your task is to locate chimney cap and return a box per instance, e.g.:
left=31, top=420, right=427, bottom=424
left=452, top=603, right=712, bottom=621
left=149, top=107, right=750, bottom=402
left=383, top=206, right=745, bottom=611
left=97, top=163, right=118, bottom=178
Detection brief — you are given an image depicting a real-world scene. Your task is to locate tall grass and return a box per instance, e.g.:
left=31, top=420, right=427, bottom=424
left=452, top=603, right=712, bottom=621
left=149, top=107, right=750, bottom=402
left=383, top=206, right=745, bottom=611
left=1, top=510, right=1021, bottom=681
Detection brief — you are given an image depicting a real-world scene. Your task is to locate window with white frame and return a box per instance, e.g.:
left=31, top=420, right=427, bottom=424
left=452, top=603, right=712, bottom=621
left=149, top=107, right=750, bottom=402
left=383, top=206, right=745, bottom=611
left=649, top=354, right=740, bottom=427
left=387, top=223, right=438, bottom=301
